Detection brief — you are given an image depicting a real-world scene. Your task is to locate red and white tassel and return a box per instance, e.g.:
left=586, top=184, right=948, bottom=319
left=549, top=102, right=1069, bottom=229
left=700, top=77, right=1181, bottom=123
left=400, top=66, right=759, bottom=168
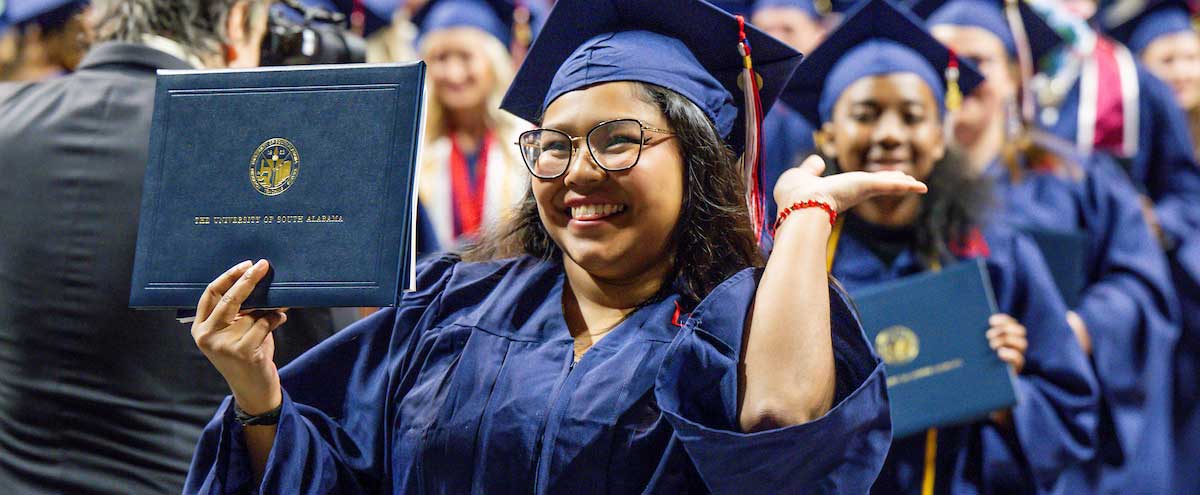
left=736, top=15, right=767, bottom=242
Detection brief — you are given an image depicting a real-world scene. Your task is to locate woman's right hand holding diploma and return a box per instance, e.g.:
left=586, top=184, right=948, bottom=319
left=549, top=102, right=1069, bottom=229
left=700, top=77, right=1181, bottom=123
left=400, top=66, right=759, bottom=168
left=192, top=259, right=289, bottom=415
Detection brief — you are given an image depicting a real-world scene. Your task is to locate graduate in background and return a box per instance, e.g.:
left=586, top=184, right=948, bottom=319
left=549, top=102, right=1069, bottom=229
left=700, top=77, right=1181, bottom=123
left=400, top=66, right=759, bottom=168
left=785, top=0, right=1099, bottom=492
left=922, top=0, right=1181, bottom=492
left=0, top=0, right=89, bottom=81
left=412, top=0, right=535, bottom=249
left=183, top=0, right=914, bottom=492
left=1101, top=2, right=1200, bottom=491
left=1027, top=0, right=1200, bottom=252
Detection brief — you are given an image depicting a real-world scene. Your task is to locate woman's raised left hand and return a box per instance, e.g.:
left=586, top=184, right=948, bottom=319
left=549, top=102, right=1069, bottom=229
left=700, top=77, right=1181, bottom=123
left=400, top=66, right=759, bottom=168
left=773, top=154, right=928, bottom=214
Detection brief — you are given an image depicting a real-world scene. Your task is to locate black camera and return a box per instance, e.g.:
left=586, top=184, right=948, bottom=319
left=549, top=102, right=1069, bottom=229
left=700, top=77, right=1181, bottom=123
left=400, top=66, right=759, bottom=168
left=260, top=0, right=367, bottom=66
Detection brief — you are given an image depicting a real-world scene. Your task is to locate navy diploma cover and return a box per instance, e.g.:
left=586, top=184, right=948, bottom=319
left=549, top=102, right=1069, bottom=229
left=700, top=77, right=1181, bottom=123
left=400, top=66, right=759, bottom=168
left=130, top=63, right=426, bottom=309
left=851, top=259, right=1018, bottom=438
left=1022, top=228, right=1089, bottom=308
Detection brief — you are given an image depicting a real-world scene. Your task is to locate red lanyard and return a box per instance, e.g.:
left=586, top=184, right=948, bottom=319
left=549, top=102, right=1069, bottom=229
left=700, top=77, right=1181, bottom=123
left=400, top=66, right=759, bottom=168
left=449, top=132, right=491, bottom=238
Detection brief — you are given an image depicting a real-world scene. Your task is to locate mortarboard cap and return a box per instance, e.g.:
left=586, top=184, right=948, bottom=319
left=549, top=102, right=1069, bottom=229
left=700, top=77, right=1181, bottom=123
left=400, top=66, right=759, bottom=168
left=913, top=0, right=1064, bottom=61
left=0, top=0, right=85, bottom=31
left=500, top=0, right=804, bottom=155
left=782, top=0, right=984, bottom=124
left=1102, top=0, right=1195, bottom=54
left=413, top=0, right=545, bottom=49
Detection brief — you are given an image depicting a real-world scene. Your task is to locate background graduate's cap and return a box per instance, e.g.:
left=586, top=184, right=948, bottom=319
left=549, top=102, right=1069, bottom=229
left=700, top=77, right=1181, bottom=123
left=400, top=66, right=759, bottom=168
left=0, top=0, right=86, bottom=33
left=1101, top=0, right=1195, bottom=54
left=413, top=0, right=546, bottom=49
left=911, top=0, right=1064, bottom=62
left=782, top=0, right=984, bottom=124
left=500, top=0, right=804, bottom=240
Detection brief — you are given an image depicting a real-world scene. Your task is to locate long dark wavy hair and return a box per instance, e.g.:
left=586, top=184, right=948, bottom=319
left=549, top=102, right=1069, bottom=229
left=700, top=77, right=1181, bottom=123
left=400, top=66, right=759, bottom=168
left=464, top=82, right=764, bottom=308
left=822, top=147, right=993, bottom=263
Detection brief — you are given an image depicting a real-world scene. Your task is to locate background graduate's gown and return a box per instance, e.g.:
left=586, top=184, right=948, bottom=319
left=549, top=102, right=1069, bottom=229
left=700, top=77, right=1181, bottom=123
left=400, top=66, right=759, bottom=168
left=1044, top=67, right=1200, bottom=493
left=760, top=104, right=817, bottom=224
left=185, top=254, right=893, bottom=494
left=984, top=146, right=1180, bottom=494
left=832, top=225, right=1098, bottom=495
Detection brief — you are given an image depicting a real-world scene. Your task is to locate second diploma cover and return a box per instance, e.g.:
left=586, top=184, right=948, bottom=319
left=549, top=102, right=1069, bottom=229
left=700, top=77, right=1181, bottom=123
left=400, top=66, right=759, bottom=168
left=130, top=63, right=426, bottom=309
left=851, top=259, right=1018, bottom=438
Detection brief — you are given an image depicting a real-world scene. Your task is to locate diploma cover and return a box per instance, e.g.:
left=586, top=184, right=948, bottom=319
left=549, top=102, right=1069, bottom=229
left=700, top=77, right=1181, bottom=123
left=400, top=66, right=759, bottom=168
left=1022, top=228, right=1089, bottom=308
left=130, top=63, right=426, bottom=309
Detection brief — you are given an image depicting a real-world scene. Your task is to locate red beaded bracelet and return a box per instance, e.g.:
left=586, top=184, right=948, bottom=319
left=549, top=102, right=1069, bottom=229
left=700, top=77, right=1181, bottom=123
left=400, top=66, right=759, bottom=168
left=774, top=199, right=837, bottom=231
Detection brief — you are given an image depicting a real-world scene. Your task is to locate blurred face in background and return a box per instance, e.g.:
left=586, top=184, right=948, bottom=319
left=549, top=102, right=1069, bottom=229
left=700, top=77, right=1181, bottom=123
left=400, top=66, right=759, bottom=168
left=422, top=27, right=499, bottom=113
left=932, top=25, right=1017, bottom=146
left=752, top=6, right=826, bottom=54
left=1141, top=31, right=1200, bottom=111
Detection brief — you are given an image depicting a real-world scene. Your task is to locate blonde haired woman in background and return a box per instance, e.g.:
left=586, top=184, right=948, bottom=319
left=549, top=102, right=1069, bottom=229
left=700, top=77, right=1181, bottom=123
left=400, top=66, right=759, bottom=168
left=414, top=0, right=535, bottom=248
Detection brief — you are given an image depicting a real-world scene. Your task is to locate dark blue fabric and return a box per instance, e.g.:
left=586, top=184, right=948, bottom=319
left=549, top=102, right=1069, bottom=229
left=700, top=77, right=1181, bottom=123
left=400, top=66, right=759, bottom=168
left=184, top=254, right=893, bottom=494
left=1045, top=73, right=1200, bottom=488
left=927, top=0, right=1015, bottom=54
left=546, top=31, right=737, bottom=139
left=1044, top=63, right=1200, bottom=245
left=832, top=225, right=1099, bottom=494
left=414, top=0, right=516, bottom=46
left=760, top=102, right=816, bottom=226
left=983, top=136, right=1180, bottom=494
left=1101, top=0, right=1194, bottom=55
left=913, top=0, right=1064, bottom=61
left=500, top=0, right=803, bottom=155
left=1126, top=7, right=1194, bottom=54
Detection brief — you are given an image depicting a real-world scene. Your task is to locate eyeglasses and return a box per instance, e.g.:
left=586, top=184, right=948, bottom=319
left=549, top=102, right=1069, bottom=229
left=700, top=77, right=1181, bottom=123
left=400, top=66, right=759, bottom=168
left=516, top=119, right=675, bottom=179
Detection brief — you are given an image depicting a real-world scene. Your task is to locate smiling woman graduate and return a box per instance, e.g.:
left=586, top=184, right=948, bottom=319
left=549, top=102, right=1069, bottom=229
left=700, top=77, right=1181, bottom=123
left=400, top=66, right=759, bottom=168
left=782, top=0, right=1099, bottom=493
left=180, top=0, right=925, bottom=493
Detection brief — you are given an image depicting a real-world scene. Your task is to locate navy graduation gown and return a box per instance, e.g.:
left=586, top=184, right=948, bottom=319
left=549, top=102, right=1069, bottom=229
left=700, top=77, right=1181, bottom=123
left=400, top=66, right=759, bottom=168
left=185, top=254, right=893, bottom=494
left=984, top=149, right=1180, bottom=494
left=832, top=226, right=1099, bottom=494
left=1044, top=63, right=1200, bottom=244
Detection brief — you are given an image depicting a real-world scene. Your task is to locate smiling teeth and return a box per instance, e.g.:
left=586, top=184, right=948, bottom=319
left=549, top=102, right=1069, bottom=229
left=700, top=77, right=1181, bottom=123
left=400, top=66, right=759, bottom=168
left=570, top=204, right=626, bottom=219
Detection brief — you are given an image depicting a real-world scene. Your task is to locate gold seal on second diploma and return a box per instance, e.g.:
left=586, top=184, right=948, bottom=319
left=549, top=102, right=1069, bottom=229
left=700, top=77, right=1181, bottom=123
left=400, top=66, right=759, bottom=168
left=249, top=138, right=300, bottom=196
left=875, top=326, right=919, bottom=366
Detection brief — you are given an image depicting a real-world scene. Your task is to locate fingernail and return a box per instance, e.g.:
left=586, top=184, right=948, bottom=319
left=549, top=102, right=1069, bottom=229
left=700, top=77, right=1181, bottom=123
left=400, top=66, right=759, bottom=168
left=237, top=260, right=252, bottom=270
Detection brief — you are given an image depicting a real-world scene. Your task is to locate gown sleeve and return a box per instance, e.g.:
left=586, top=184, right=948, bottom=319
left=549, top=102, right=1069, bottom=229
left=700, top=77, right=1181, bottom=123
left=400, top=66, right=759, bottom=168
left=653, top=268, right=892, bottom=495
left=980, top=230, right=1100, bottom=493
left=1073, top=155, right=1180, bottom=456
left=1140, top=69, right=1200, bottom=244
left=183, top=255, right=462, bottom=494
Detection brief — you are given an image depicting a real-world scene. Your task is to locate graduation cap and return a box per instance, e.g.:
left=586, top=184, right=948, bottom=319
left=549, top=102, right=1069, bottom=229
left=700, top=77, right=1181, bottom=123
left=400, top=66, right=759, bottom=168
left=911, top=0, right=1064, bottom=62
left=1101, top=0, right=1195, bottom=54
left=913, top=0, right=1061, bottom=124
left=782, top=0, right=984, bottom=124
left=0, top=0, right=85, bottom=32
left=413, top=0, right=546, bottom=49
left=500, top=0, right=804, bottom=240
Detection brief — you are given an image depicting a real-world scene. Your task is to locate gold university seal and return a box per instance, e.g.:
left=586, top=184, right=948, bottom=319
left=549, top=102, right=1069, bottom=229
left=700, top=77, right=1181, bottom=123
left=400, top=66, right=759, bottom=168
left=250, top=138, right=300, bottom=196
left=875, top=325, right=919, bottom=366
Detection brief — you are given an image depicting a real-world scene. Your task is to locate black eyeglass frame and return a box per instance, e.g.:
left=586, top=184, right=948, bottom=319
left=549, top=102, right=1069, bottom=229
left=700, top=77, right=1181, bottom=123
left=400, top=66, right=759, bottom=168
left=515, top=119, right=675, bottom=179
